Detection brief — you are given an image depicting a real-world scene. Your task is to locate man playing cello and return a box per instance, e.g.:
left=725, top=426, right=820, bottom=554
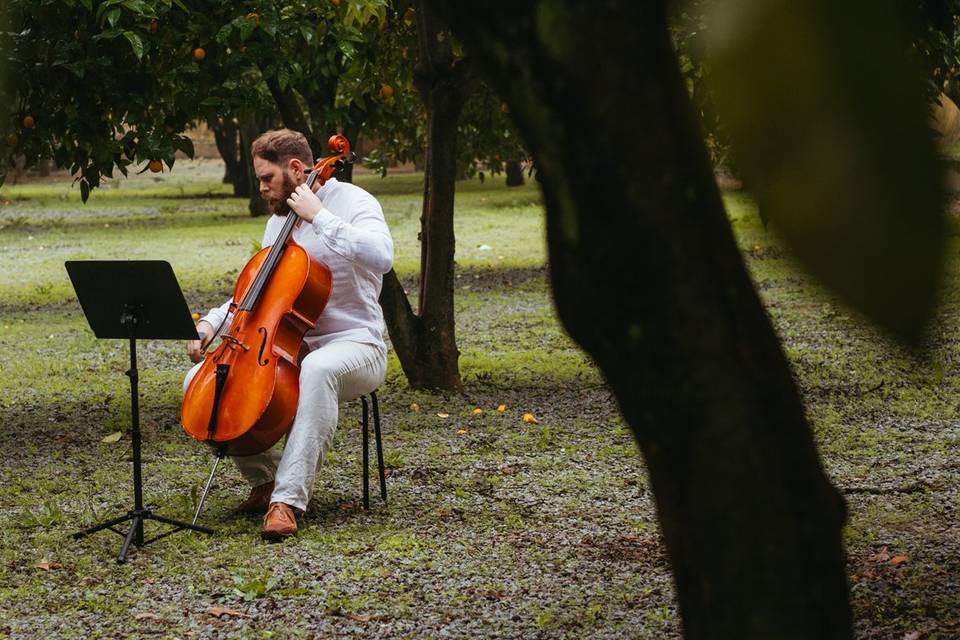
left=183, top=129, right=393, bottom=541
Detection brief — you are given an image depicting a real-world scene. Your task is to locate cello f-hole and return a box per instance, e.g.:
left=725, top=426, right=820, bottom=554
left=257, top=327, right=270, bottom=366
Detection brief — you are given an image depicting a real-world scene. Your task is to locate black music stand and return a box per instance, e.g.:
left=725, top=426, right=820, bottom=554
left=66, top=260, right=214, bottom=564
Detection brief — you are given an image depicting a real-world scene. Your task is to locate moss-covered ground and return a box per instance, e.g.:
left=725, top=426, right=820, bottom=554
left=0, top=163, right=957, bottom=638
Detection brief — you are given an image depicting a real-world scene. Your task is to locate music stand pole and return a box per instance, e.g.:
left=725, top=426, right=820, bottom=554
left=125, top=307, right=146, bottom=553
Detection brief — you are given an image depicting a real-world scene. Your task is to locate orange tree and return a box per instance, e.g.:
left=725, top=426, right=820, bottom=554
left=0, top=0, right=387, bottom=202
left=0, top=0, right=198, bottom=198
left=360, top=1, right=530, bottom=390
left=358, top=3, right=527, bottom=182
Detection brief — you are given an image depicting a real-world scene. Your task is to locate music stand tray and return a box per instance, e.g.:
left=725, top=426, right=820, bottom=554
left=65, top=260, right=214, bottom=563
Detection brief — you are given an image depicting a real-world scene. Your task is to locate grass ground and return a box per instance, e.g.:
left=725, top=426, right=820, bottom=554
left=0, top=163, right=957, bottom=639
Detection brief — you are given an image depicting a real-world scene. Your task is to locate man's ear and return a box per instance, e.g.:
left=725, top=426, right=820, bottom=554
left=288, top=158, right=305, bottom=180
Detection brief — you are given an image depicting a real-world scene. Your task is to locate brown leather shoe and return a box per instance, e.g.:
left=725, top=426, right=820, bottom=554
left=260, top=502, right=298, bottom=541
left=237, top=481, right=274, bottom=514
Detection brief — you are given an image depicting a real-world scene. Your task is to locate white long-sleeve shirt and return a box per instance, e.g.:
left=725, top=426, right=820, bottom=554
left=201, top=177, right=394, bottom=353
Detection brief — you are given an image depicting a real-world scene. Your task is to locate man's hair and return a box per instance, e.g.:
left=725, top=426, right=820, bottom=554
left=250, top=129, right=313, bottom=167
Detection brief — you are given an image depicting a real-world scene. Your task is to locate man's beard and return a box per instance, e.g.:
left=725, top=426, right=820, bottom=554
left=266, top=171, right=298, bottom=215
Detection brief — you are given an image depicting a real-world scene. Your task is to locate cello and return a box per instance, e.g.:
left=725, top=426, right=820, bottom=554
left=181, top=134, right=355, bottom=456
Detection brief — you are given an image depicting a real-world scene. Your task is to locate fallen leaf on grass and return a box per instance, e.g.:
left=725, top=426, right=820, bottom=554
left=457, top=429, right=467, bottom=435
left=890, top=555, right=910, bottom=565
left=101, top=431, right=123, bottom=443
left=869, top=546, right=890, bottom=563
left=345, top=613, right=371, bottom=622
left=409, top=402, right=420, bottom=412
left=207, top=606, right=250, bottom=619
left=522, top=413, right=539, bottom=424
left=135, top=612, right=163, bottom=622
left=497, top=404, right=507, bottom=412
left=436, top=412, right=449, bottom=418
left=471, top=408, right=483, bottom=416
left=33, top=561, right=62, bottom=571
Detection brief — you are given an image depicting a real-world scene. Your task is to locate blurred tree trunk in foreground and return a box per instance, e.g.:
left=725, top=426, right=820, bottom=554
left=430, top=1, right=851, bottom=638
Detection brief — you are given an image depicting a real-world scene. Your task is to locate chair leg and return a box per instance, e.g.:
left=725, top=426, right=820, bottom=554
left=372, top=391, right=387, bottom=504
left=361, top=395, right=370, bottom=510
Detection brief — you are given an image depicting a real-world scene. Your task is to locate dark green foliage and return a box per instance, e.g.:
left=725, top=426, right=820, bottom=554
left=672, top=1, right=960, bottom=170
left=0, top=0, right=387, bottom=199
left=708, top=0, right=946, bottom=343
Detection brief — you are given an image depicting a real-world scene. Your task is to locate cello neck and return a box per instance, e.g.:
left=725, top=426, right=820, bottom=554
left=237, top=170, right=320, bottom=312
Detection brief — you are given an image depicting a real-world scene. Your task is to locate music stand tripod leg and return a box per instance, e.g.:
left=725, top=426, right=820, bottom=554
left=72, top=512, right=136, bottom=540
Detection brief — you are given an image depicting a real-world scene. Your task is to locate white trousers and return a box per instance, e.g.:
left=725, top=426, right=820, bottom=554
left=183, top=340, right=387, bottom=511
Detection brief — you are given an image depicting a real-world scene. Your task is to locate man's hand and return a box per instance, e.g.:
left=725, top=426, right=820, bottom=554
left=286, top=183, right=324, bottom=223
left=187, top=320, right=214, bottom=363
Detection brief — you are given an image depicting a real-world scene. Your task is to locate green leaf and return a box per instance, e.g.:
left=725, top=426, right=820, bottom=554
left=121, top=0, right=151, bottom=15
left=93, top=27, right=125, bottom=40
left=260, top=12, right=279, bottom=37
left=215, top=23, right=233, bottom=44
left=101, top=431, right=122, bottom=443
left=123, top=31, right=145, bottom=61
left=708, top=0, right=945, bottom=343
left=54, top=61, right=87, bottom=79
left=174, top=136, right=194, bottom=158
left=238, top=16, right=256, bottom=41
left=299, top=25, right=314, bottom=45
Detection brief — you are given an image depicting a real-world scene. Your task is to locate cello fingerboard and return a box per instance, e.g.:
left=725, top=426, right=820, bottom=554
left=238, top=169, right=320, bottom=312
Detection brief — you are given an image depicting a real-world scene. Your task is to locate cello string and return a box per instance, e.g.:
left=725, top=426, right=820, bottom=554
left=239, top=169, right=320, bottom=312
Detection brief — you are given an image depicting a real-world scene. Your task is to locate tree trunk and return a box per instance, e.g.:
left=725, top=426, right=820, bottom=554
left=263, top=73, right=318, bottom=151
left=505, top=159, right=524, bottom=186
left=429, top=2, right=851, bottom=638
left=238, top=113, right=269, bottom=217
left=376, top=0, right=467, bottom=391
left=209, top=116, right=242, bottom=190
